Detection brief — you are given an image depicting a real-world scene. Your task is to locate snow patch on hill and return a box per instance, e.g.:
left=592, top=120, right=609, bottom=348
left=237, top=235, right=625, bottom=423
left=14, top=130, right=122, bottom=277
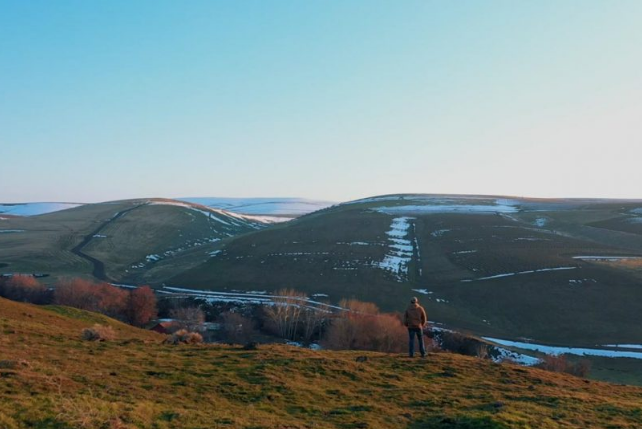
left=375, top=217, right=415, bottom=281
left=0, top=202, right=83, bottom=216
left=179, top=197, right=334, bottom=217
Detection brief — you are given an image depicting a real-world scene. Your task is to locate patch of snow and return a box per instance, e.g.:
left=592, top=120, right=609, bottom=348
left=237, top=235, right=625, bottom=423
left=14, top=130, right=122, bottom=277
left=484, top=337, right=642, bottom=360
left=0, top=202, right=83, bottom=216
left=375, top=217, right=415, bottom=282
left=178, top=197, right=334, bottom=216
left=573, top=256, right=642, bottom=261
left=209, top=250, right=222, bottom=257
left=535, top=218, right=548, bottom=227
left=492, top=347, right=540, bottom=366
left=602, top=344, right=642, bottom=350
left=0, top=229, right=25, bottom=233
left=453, top=250, right=477, bottom=255
left=373, top=203, right=518, bottom=215
left=431, top=229, right=450, bottom=237
left=146, top=254, right=161, bottom=262
left=412, top=289, right=432, bottom=295
left=93, top=234, right=107, bottom=238
left=462, top=266, right=577, bottom=282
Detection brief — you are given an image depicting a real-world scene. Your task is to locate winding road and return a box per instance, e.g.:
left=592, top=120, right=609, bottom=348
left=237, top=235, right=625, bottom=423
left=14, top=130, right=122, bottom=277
left=70, top=205, right=143, bottom=281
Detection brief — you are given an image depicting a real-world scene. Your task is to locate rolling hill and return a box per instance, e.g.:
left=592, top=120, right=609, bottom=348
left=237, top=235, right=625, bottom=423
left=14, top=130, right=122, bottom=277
left=179, top=197, right=335, bottom=218
left=0, top=202, right=84, bottom=216
left=1, top=297, right=642, bottom=429
left=0, top=198, right=278, bottom=284
left=172, top=194, right=642, bottom=347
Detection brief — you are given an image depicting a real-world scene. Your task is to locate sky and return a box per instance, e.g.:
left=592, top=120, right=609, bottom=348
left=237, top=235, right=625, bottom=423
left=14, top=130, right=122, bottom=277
left=1, top=1, right=642, bottom=203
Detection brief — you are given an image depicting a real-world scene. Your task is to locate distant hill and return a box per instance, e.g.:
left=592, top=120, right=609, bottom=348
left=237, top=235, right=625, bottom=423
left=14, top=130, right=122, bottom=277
left=173, top=194, right=642, bottom=346
left=1, top=296, right=642, bottom=429
left=179, top=197, right=335, bottom=218
left=0, top=198, right=278, bottom=284
left=0, top=202, right=84, bottom=216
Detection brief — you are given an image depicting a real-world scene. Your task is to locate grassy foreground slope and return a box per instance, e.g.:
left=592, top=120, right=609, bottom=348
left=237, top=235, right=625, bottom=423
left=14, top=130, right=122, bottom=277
left=1, top=298, right=642, bottom=429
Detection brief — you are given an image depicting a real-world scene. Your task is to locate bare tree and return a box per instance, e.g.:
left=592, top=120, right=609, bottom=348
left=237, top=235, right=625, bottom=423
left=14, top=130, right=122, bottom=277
left=263, top=288, right=308, bottom=341
left=170, top=306, right=205, bottom=332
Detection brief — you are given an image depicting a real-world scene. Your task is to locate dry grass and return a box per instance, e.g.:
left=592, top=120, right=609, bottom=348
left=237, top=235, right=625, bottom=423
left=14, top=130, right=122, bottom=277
left=1, top=298, right=642, bottom=428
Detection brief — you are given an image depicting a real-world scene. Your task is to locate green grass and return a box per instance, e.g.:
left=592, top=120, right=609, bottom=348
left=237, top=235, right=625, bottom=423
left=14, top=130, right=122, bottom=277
left=0, top=198, right=266, bottom=284
left=2, top=298, right=642, bottom=428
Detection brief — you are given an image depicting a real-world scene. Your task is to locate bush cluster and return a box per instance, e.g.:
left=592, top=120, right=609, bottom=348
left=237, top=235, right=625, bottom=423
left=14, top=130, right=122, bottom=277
left=537, top=354, right=591, bottom=377
left=164, top=329, right=203, bottom=345
left=81, top=324, right=116, bottom=342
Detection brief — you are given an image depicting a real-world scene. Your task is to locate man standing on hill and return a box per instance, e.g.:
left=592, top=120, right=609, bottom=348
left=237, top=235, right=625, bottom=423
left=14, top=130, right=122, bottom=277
left=404, top=297, right=427, bottom=358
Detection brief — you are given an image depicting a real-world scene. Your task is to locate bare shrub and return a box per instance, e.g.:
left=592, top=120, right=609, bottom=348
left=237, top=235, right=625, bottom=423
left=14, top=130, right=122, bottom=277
left=537, top=354, right=591, bottom=377
left=263, top=288, right=308, bottom=340
left=322, top=300, right=406, bottom=353
left=81, top=324, right=116, bottom=342
left=55, top=279, right=128, bottom=318
left=220, top=311, right=257, bottom=344
left=438, top=331, right=488, bottom=358
left=0, top=275, right=50, bottom=304
left=126, top=286, right=157, bottom=327
left=165, top=329, right=203, bottom=345
left=170, top=307, right=205, bottom=332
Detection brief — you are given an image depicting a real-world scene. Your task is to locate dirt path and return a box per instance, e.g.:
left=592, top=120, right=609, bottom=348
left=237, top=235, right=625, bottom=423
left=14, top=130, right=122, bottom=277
left=70, top=205, right=143, bottom=281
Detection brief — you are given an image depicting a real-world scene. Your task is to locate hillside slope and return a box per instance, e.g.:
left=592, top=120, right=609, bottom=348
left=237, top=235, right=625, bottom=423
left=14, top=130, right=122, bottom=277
left=1, top=297, right=642, bottom=429
left=0, top=198, right=276, bottom=284
left=173, top=194, right=642, bottom=346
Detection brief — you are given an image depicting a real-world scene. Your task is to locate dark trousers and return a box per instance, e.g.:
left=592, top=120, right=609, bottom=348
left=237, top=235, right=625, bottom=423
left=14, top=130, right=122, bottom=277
left=408, top=328, right=426, bottom=357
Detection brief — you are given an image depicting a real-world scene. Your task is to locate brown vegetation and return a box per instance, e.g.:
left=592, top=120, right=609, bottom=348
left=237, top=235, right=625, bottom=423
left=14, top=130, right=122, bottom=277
left=81, top=324, right=117, bottom=342
left=125, top=286, right=157, bottom=327
left=323, top=299, right=406, bottom=353
left=538, top=354, right=592, bottom=377
left=0, top=275, right=49, bottom=304
left=164, top=329, right=203, bottom=345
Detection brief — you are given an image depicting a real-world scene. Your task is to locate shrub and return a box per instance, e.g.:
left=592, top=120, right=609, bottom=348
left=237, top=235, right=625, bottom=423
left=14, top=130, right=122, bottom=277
left=170, top=307, right=205, bottom=332
left=55, top=279, right=128, bottom=318
left=537, top=354, right=591, bottom=377
left=220, top=311, right=257, bottom=344
left=322, top=300, right=407, bottom=353
left=437, top=331, right=488, bottom=358
left=0, top=275, right=50, bottom=304
left=164, top=329, right=203, bottom=345
left=126, top=286, right=157, bottom=327
left=81, top=324, right=116, bottom=342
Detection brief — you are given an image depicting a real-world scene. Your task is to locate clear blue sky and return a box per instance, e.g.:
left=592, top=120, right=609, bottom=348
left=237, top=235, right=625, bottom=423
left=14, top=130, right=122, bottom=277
left=1, top=1, right=641, bottom=203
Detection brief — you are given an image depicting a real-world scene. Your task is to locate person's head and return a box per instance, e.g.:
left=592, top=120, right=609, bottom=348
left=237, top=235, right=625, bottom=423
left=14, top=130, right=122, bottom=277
left=410, top=297, right=418, bottom=304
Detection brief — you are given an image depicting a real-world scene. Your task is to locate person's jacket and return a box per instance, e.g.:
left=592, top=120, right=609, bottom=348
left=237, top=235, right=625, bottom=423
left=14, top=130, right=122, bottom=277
left=404, top=303, right=427, bottom=329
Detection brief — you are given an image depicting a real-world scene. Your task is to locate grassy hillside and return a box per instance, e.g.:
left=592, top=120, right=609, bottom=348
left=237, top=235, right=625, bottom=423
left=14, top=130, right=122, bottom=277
left=173, top=195, right=642, bottom=346
left=1, top=297, right=642, bottom=429
left=0, top=198, right=272, bottom=284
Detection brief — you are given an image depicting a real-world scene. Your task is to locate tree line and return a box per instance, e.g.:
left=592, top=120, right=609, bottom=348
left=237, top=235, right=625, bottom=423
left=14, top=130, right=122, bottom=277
left=0, top=275, right=157, bottom=327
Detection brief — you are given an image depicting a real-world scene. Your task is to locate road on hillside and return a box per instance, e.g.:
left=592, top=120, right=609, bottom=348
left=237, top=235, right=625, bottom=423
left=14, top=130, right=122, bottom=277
left=70, top=205, right=143, bottom=281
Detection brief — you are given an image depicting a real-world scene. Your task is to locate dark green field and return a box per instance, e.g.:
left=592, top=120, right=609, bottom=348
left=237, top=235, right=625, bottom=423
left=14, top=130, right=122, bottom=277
left=172, top=195, right=642, bottom=347
left=5, top=194, right=642, bottom=349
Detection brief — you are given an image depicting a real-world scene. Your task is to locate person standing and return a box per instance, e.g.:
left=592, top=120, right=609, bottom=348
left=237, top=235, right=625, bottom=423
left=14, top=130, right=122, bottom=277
left=404, top=297, right=427, bottom=357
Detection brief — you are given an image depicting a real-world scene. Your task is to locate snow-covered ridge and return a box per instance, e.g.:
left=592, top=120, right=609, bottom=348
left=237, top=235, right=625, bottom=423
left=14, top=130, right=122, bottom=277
left=147, top=200, right=288, bottom=225
left=178, top=197, right=334, bottom=217
left=0, top=202, right=83, bottom=216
